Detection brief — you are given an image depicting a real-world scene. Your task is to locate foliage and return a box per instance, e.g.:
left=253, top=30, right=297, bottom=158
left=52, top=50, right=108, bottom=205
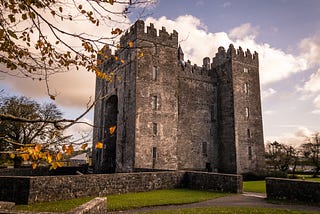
left=243, top=180, right=266, bottom=193
left=265, top=141, right=299, bottom=175
left=301, top=132, right=320, bottom=177
left=0, top=95, right=88, bottom=169
left=0, top=0, right=152, bottom=98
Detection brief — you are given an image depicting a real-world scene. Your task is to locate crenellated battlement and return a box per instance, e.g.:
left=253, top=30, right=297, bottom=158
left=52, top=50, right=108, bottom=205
left=120, top=20, right=178, bottom=48
left=213, top=44, right=258, bottom=67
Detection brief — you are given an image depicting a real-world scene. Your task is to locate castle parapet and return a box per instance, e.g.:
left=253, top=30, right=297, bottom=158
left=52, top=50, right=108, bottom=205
left=213, top=44, right=258, bottom=67
left=120, top=20, right=178, bottom=48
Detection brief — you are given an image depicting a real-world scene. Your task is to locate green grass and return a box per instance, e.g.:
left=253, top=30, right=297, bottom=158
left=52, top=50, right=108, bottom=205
left=107, top=189, right=229, bottom=211
left=15, top=196, right=94, bottom=212
left=243, top=180, right=266, bottom=193
left=15, top=189, right=228, bottom=212
left=144, top=207, right=317, bottom=214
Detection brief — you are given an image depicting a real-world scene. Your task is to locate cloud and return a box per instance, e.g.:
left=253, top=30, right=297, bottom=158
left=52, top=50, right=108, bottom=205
left=145, top=15, right=308, bottom=85
left=265, top=126, right=313, bottom=147
left=229, top=23, right=259, bottom=40
left=311, top=109, right=320, bottom=115
left=299, top=32, right=320, bottom=67
left=262, top=88, right=277, bottom=99
left=264, top=110, right=275, bottom=115
left=221, top=2, right=231, bottom=8
left=3, top=69, right=96, bottom=108
left=302, top=68, right=320, bottom=92
left=313, top=95, right=320, bottom=108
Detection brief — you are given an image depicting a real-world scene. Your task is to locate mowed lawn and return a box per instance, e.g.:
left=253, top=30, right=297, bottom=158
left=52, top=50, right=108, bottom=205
left=15, top=189, right=229, bottom=212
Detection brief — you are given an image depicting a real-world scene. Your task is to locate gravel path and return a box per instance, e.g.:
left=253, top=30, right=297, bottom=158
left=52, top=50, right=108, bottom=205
left=109, top=192, right=320, bottom=213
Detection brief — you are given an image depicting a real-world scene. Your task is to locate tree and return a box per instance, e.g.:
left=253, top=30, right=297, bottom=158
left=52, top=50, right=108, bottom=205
left=265, top=141, right=299, bottom=176
left=0, top=95, right=78, bottom=169
left=0, top=0, right=153, bottom=98
left=301, top=132, right=320, bottom=177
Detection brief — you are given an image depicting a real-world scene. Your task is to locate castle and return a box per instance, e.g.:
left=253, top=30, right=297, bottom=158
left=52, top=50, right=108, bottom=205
left=92, top=20, right=265, bottom=175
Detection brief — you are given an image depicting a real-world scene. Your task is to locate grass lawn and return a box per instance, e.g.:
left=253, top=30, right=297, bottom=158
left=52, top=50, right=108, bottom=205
left=144, top=207, right=318, bottom=214
left=243, top=180, right=266, bottom=193
left=15, top=189, right=229, bottom=212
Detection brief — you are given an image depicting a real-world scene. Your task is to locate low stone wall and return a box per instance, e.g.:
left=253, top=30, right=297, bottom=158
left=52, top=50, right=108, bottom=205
left=0, top=171, right=242, bottom=204
left=67, top=197, right=106, bottom=214
left=266, top=177, right=320, bottom=203
left=185, top=171, right=242, bottom=193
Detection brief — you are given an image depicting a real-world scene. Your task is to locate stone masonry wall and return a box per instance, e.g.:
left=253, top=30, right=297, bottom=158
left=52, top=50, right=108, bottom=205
left=0, top=171, right=242, bottom=204
left=266, top=177, right=320, bottom=204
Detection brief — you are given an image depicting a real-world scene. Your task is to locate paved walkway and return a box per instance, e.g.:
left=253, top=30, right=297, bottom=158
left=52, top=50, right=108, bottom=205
left=110, top=192, right=320, bottom=213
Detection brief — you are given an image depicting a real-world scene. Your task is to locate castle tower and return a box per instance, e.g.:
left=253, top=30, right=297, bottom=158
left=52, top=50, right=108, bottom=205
left=92, top=20, right=265, bottom=174
left=212, top=44, right=265, bottom=174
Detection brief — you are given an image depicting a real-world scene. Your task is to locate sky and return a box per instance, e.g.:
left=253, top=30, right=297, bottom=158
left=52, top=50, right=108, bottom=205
left=1, top=0, right=320, bottom=147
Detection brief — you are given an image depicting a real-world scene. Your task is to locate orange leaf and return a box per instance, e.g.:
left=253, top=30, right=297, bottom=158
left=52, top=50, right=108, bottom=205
left=32, top=162, right=37, bottom=169
left=34, top=144, right=41, bottom=152
left=66, top=144, right=74, bottom=155
left=81, top=143, right=88, bottom=151
left=95, top=142, right=103, bottom=149
left=56, top=152, right=62, bottom=161
left=47, top=154, right=53, bottom=163
left=109, top=126, right=116, bottom=135
left=9, top=153, right=15, bottom=159
left=21, top=154, right=30, bottom=161
left=62, top=144, right=67, bottom=152
left=128, top=41, right=133, bottom=48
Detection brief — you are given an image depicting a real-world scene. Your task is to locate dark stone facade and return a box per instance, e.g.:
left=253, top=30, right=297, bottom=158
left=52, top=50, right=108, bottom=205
left=266, top=177, right=320, bottom=204
left=0, top=171, right=242, bottom=204
left=93, top=20, right=265, bottom=174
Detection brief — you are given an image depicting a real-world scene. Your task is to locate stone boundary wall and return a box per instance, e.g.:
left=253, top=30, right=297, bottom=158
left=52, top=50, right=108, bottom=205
left=266, top=177, right=320, bottom=204
left=185, top=171, right=242, bottom=193
left=0, top=171, right=242, bottom=204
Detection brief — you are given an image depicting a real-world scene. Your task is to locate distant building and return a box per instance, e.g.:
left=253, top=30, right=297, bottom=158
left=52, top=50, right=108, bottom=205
left=92, top=20, right=265, bottom=175
left=69, top=153, right=88, bottom=166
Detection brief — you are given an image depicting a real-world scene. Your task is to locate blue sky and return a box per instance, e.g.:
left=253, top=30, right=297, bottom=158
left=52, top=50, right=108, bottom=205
left=1, top=0, right=320, bottom=146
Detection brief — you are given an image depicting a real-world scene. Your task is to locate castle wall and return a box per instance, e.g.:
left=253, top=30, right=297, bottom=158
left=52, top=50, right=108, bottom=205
left=130, top=21, right=179, bottom=170
left=177, top=63, right=218, bottom=171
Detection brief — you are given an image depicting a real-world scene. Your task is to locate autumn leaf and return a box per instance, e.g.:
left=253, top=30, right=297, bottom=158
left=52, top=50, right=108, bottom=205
left=81, top=143, right=88, bottom=151
left=138, top=52, right=144, bottom=58
left=128, top=41, right=133, bottom=48
left=66, top=144, right=74, bottom=155
left=109, top=0, right=114, bottom=5
left=95, top=142, right=103, bottom=149
left=50, top=162, right=63, bottom=170
left=56, top=152, right=62, bottom=161
left=9, top=153, right=15, bottom=159
left=21, top=154, right=30, bottom=161
left=111, top=28, right=123, bottom=35
left=32, top=162, right=37, bottom=169
left=47, top=153, right=53, bottom=163
left=109, top=126, right=116, bottom=135
left=34, top=144, right=41, bottom=152
left=62, top=144, right=67, bottom=152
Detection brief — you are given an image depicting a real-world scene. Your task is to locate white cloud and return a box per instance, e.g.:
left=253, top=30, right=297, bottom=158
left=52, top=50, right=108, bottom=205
left=262, top=88, right=277, bottom=99
left=313, top=95, right=320, bottom=108
left=302, top=68, right=320, bottom=92
left=229, top=23, right=259, bottom=40
left=265, top=126, right=313, bottom=147
left=299, top=33, right=320, bottom=67
left=311, top=109, right=320, bottom=115
left=264, top=110, right=275, bottom=115
left=145, top=15, right=309, bottom=85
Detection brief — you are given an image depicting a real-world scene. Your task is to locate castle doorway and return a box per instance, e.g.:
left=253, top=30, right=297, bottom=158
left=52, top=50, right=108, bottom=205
left=102, top=95, right=118, bottom=173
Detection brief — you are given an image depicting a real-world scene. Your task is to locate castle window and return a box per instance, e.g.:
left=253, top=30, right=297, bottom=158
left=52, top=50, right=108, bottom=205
left=244, top=83, right=249, bottom=94
left=244, top=67, right=248, bottom=73
left=152, top=147, right=157, bottom=159
left=153, top=123, right=157, bottom=136
left=152, top=96, right=157, bottom=110
left=248, top=146, right=252, bottom=160
left=202, top=142, right=207, bottom=156
left=152, top=66, right=158, bottom=81
left=247, top=128, right=251, bottom=138
left=245, top=107, right=249, bottom=118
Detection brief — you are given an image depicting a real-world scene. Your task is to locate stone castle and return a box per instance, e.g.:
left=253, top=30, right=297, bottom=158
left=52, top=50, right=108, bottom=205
left=92, top=20, right=265, bottom=174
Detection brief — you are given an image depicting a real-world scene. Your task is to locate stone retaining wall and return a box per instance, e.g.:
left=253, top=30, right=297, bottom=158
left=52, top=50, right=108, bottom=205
left=266, top=177, right=320, bottom=203
left=0, top=171, right=242, bottom=204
